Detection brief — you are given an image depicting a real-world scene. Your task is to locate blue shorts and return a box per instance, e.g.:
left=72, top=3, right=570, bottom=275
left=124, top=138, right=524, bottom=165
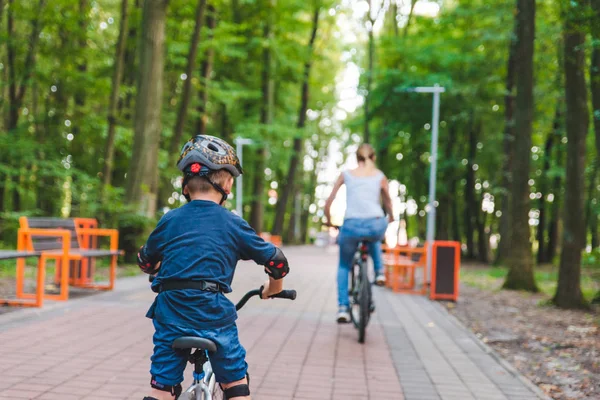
left=150, top=319, right=248, bottom=386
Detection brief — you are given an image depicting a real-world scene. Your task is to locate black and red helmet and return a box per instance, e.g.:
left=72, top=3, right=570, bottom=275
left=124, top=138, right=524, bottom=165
left=177, top=135, right=243, bottom=177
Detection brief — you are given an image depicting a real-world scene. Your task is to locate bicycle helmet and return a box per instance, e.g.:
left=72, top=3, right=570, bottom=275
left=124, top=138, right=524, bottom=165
left=177, top=135, right=243, bottom=176
left=176, top=135, right=243, bottom=204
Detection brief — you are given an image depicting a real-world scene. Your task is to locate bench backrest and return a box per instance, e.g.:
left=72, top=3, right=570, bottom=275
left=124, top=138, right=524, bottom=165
left=20, top=217, right=80, bottom=251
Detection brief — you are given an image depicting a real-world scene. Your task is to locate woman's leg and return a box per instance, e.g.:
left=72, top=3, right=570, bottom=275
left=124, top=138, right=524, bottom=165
left=367, top=240, right=384, bottom=276
left=337, top=228, right=359, bottom=307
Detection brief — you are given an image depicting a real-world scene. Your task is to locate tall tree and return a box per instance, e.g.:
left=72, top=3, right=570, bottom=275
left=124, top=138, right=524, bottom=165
left=6, top=0, right=47, bottom=130
left=195, top=4, right=216, bottom=136
left=503, top=0, right=537, bottom=291
left=496, top=12, right=518, bottom=265
left=403, top=0, right=418, bottom=38
left=590, top=0, right=600, bottom=304
left=537, top=101, right=562, bottom=264
left=249, top=0, right=275, bottom=232
left=363, top=0, right=380, bottom=143
left=169, top=0, right=207, bottom=157
left=553, top=0, right=589, bottom=308
left=103, top=0, right=130, bottom=189
left=464, top=115, right=478, bottom=260
left=125, top=0, right=169, bottom=217
left=272, top=5, right=320, bottom=237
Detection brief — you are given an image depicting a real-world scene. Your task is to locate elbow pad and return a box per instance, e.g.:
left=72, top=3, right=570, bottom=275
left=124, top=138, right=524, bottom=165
left=263, top=247, right=289, bottom=280
left=137, top=246, right=161, bottom=275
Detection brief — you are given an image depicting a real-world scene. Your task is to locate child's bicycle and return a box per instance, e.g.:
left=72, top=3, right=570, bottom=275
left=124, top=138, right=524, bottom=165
left=172, top=287, right=297, bottom=400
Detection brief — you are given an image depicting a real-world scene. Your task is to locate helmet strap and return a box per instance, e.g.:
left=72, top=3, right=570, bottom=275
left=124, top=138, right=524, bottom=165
left=202, top=176, right=228, bottom=205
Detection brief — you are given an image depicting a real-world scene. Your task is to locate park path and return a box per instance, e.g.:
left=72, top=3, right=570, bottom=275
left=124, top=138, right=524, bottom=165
left=0, top=246, right=546, bottom=400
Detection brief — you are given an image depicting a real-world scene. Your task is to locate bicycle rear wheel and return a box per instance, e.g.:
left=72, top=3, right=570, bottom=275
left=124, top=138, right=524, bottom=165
left=350, top=260, right=371, bottom=343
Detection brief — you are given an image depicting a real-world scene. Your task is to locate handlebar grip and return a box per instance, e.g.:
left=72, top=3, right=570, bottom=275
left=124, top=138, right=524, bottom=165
left=272, top=290, right=297, bottom=300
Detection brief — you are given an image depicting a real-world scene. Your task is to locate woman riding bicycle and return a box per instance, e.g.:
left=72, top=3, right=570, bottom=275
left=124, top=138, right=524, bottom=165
left=324, top=143, right=393, bottom=323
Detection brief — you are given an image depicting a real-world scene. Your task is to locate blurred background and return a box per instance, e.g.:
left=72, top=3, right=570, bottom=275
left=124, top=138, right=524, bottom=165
left=0, top=0, right=598, bottom=304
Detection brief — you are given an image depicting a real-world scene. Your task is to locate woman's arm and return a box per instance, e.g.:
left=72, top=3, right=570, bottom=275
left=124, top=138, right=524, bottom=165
left=381, top=177, right=394, bottom=223
left=324, top=174, right=344, bottom=225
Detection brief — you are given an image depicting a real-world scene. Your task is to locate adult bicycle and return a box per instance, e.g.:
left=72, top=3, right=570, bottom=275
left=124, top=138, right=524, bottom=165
left=329, top=225, right=375, bottom=344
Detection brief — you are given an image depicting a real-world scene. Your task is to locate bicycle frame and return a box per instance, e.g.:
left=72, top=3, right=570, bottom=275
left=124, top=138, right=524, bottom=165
left=177, top=288, right=296, bottom=400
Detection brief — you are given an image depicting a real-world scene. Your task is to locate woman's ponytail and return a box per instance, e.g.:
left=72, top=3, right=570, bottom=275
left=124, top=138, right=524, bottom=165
left=357, top=143, right=376, bottom=167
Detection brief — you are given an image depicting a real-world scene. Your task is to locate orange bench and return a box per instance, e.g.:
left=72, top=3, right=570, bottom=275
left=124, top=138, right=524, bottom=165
left=382, top=244, right=427, bottom=295
left=0, top=247, right=45, bottom=307
left=17, top=217, right=122, bottom=301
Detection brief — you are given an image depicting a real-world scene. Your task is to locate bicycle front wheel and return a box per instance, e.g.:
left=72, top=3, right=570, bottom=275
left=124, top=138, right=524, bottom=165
left=207, top=374, right=224, bottom=400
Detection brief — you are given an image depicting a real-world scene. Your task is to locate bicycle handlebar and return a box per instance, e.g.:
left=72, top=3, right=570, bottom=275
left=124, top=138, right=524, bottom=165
left=149, top=275, right=296, bottom=311
left=235, top=289, right=297, bottom=311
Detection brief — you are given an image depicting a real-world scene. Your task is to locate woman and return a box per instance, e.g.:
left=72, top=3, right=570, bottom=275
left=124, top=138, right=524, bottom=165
left=324, top=143, right=394, bottom=323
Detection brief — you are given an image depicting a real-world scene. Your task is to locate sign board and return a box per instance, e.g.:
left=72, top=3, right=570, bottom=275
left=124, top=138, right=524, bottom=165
left=430, top=241, right=461, bottom=301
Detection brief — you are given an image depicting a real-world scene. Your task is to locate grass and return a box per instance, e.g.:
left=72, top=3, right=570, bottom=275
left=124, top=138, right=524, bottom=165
left=461, top=264, right=600, bottom=302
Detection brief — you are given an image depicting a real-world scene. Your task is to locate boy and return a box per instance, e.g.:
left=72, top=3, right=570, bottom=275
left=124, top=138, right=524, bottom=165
left=137, top=135, right=289, bottom=400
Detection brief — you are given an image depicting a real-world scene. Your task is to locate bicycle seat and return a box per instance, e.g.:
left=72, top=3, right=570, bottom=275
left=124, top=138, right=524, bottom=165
left=172, top=336, right=217, bottom=352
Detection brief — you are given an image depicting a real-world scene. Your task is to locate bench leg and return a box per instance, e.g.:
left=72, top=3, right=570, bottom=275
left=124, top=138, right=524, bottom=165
left=109, top=255, right=116, bottom=290
left=59, top=256, right=70, bottom=301
left=35, top=256, right=46, bottom=307
left=392, top=266, right=400, bottom=293
left=15, top=257, right=26, bottom=299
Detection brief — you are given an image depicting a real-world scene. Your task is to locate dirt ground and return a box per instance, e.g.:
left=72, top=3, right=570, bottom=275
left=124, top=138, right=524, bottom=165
left=446, top=284, right=599, bottom=400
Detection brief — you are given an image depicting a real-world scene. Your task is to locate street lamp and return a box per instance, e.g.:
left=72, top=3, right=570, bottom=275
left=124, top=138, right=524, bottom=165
left=395, top=84, right=445, bottom=283
left=234, top=137, right=254, bottom=216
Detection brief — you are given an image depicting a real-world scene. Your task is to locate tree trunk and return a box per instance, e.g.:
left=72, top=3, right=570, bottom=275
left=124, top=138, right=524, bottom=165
left=125, top=0, right=169, bottom=217
left=363, top=3, right=375, bottom=144
left=496, top=10, right=518, bottom=265
left=403, top=0, right=418, bottom=38
left=476, top=207, right=489, bottom=263
left=170, top=0, right=207, bottom=156
left=546, top=124, right=564, bottom=262
left=591, top=0, right=600, bottom=251
left=388, top=1, right=398, bottom=37
left=436, top=126, right=457, bottom=241
left=503, top=0, right=537, bottom=292
left=272, top=6, right=319, bottom=237
left=120, top=0, right=142, bottom=120
left=6, top=0, right=46, bottom=130
left=249, top=0, right=275, bottom=232
left=553, top=0, right=589, bottom=308
left=103, top=0, right=130, bottom=189
left=591, top=0, right=600, bottom=159
left=537, top=130, right=554, bottom=264
left=195, top=4, right=216, bottom=136
left=72, top=0, right=89, bottom=149
left=586, top=161, right=599, bottom=250
left=6, top=0, right=17, bottom=130
left=464, top=117, right=477, bottom=260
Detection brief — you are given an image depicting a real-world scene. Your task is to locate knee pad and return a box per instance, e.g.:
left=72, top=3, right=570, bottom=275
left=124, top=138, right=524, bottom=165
left=150, top=377, right=182, bottom=398
left=222, top=383, right=250, bottom=399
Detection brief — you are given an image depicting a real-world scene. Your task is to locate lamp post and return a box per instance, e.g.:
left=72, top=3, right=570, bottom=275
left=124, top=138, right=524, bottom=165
left=395, top=84, right=445, bottom=283
left=234, top=138, right=254, bottom=217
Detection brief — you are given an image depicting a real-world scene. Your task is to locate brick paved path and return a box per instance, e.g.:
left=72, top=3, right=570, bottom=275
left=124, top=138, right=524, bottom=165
left=0, top=246, right=546, bottom=400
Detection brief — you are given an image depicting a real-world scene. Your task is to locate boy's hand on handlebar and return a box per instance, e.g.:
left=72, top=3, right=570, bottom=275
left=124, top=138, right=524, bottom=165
left=260, top=279, right=283, bottom=299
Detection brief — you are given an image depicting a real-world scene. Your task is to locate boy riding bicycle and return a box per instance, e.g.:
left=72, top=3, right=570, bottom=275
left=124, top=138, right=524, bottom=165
left=137, top=135, right=290, bottom=400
